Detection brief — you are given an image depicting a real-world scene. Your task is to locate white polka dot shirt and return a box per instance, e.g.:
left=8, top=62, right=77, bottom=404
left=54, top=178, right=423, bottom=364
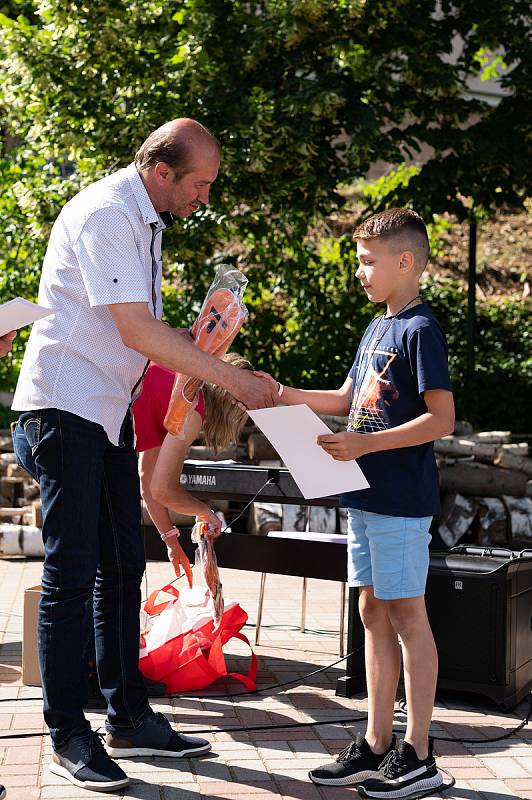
left=12, top=163, right=169, bottom=445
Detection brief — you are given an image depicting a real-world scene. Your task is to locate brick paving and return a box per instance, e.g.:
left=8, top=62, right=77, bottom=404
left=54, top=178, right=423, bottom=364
left=0, top=557, right=530, bottom=799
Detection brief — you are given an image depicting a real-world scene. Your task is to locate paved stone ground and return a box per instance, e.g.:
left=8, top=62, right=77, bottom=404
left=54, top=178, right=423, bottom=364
left=0, top=556, right=530, bottom=800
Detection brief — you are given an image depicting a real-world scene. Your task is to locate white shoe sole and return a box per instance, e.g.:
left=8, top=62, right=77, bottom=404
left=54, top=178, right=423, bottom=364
left=106, top=741, right=212, bottom=758
left=309, top=768, right=382, bottom=786
left=358, top=771, right=444, bottom=798
left=0, top=788, right=6, bottom=800
left=49, top=761, right=130, bottom=792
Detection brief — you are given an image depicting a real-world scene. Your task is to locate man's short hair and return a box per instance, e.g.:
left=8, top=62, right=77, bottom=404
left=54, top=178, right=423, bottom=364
left=353, top=208, right=430, bottom=271
left=134, top=121, right=220, bottom=180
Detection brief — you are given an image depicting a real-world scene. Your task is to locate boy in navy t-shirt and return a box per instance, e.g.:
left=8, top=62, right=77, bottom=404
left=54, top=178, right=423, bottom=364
left=277, top=208, right=454, bottom=799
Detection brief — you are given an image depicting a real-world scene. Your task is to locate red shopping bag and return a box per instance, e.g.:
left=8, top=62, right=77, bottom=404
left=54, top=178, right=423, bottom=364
left=139, top=584, right=257, bottom=693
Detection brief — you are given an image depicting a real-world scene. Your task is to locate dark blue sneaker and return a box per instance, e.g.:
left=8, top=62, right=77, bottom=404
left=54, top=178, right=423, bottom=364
left=50, top=731, right=129, bottom=792
left=106, top=710, right=211, bottom=759
left=0, top=783, right=6, bottom=799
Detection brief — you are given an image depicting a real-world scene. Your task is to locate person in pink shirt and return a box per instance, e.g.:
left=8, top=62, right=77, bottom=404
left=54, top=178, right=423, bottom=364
left=132, top=352, right=252, bottom=579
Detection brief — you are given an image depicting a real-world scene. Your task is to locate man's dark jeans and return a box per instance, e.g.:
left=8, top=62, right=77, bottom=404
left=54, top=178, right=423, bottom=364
left=13, top=408, right=150, bottom=747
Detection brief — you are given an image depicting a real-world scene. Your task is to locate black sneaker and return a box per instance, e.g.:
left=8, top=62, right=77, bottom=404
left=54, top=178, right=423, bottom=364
left=0, top=783, right=6, bottom=800
left=50, top=731, right=130, bottom=792
left=358, top=739, right=443, bottom=799
left=308, top=734, right=396, bottom=786
left=106, top=710, right=211, bottom=758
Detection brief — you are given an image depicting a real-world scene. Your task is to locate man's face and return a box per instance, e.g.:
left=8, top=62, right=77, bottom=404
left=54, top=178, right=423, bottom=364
left=355, top=238, right=402, bottom=303
left=164, top=147, right=220, bottom=217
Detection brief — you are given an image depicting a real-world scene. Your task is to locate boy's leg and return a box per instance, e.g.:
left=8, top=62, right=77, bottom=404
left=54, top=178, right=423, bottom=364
left=359, top=587, right=400, bottom=753
left=308, top=511, right=396, bottom=786
left=357, top=514, right=442, bottom=799
left=387, top=596, right=438, bottom=759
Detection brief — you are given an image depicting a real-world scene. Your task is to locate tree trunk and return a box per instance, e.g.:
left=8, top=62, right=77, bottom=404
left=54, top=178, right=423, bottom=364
left=494, top=450, right=532, bottom=476
left=437, top=493, right=477, bottom=547
left=247, top=433, right=280, bottom=462
left=471, top=497, right=508, bottom=546
left=503, top=496, right=532, bottom=549
left=248, top=502, right=282, bottom=535
left=439, top=462, right=527, bottom=497
left=468, top=431, right=511, bottom=444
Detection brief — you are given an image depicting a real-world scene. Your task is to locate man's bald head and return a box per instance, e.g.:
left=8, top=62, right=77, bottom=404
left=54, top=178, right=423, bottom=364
left=135, top=118, right=221, bottom=179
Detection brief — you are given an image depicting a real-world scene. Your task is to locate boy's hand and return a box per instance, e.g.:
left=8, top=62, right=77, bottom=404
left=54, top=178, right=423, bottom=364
left=317, top=431, right=370, bottom=461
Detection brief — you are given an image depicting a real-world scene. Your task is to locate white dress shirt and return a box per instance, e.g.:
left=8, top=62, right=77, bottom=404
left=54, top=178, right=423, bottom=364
left=13, top=163, right=169, bottom=445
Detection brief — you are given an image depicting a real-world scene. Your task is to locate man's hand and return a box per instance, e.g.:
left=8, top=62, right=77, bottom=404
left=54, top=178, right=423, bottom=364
left=232, top=369, right=278, bottom=410
left=317, top=431, right=370, bottom=461
left=166, top=539, right=193, bottom=588
left=0, top=330, right=16, bottom=358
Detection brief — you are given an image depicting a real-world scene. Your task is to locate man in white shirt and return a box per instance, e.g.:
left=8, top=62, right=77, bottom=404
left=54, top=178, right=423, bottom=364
left=12, top=118, right=277, bottom=793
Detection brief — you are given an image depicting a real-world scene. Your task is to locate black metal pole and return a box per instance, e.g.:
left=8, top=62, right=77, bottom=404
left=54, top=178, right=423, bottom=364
left=467, top=220, right=477, bottom=384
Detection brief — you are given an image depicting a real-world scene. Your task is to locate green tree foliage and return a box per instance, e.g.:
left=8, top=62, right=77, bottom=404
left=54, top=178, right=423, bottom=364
left=0, top=1, right=530, bottom=427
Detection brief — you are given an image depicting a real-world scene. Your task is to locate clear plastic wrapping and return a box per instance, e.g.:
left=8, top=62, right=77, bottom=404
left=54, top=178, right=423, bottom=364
left=164, top=265, right=248, bottom=438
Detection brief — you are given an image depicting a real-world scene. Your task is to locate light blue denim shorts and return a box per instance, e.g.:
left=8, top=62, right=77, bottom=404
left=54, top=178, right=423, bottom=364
left=347, top=509, right=432, bottom=600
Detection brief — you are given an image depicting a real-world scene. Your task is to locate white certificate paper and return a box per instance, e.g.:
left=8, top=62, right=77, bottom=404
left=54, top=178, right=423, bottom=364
left=0, top=297, right=53, bottom=337
left=248, top=404, right=370, bottom=499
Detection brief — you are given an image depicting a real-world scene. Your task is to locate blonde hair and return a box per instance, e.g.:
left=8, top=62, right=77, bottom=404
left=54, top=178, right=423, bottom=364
left=202, top=352, right=253, bottom=453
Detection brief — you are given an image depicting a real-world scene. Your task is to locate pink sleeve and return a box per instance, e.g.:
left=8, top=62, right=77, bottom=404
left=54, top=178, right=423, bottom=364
left=133, top=363, right=175, bottom=452
left=194, top=390, right=206, bottom=422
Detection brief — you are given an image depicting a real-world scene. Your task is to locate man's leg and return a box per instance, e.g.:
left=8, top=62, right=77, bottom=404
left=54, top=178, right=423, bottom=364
left=17, top=409, right=107, bottom=745
left=360, top=587, right=401, bottom=754
left=387, top=596, right=438, bottom=760
left=98, top=417, right=210, bottom=759
left=95, top=417, right=150, bottom=730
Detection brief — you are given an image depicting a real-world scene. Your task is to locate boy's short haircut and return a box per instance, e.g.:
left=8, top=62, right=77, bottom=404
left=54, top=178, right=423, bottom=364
left=353, top=208, right=430, bottom=272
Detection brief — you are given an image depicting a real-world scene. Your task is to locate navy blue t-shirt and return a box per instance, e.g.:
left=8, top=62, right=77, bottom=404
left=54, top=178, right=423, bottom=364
left=340, top=304, right=452, bottom=517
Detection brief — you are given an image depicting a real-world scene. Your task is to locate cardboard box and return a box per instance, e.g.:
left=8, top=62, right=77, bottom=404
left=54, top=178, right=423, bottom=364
left=22, top=585, right=42, bottom=686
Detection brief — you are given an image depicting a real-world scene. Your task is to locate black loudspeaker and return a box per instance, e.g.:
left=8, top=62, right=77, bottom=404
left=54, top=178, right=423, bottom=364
left=337, top=547, right=532, bottom=709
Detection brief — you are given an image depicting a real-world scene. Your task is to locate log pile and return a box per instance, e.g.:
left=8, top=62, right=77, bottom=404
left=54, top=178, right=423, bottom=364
left=0, top=430, right=44, bottom=556
left=435, top=427, right=532, bottom=549
left=1, top=418, right=531, bottom=554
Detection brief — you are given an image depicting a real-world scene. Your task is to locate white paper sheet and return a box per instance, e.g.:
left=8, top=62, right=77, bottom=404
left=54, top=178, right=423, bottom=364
left=248, top=404, right=370, bottom=499
left=0, top=297, right=53, bottom=337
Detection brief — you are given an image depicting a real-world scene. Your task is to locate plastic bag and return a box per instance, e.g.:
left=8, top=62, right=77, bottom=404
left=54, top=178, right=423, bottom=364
left=139, top=583, right=257, bottom=692
left=191, top=519, right=224, bottom=627
left=164, top=265, right=248, bottom=437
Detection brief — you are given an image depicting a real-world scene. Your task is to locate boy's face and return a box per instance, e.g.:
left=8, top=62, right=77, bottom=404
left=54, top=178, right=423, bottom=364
left=355, top=238, right=404, bottom=303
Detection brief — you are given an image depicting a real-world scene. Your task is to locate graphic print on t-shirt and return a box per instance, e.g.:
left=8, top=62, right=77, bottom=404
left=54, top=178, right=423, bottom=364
left=348, top=344, right=399, bottom=433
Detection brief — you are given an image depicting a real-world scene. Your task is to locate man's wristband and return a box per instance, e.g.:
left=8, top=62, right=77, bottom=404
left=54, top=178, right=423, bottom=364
left=277, top=382, right=284, bottom=398
left=160, top=526, right=180, bottom=543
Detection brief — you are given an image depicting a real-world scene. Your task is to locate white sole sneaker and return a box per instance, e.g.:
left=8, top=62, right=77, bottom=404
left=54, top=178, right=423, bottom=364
left=49, top=761, right=130, bottom=793
left=309, top=768, right=383, bottom=786
left=358, top=770, right=444, bottom=798
left=105, top=741, right=212, bottom=759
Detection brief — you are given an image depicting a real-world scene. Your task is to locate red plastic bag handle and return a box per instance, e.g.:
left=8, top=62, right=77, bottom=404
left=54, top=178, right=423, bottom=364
left=144, top=583, right=180, bottom=616
left=226, top=632, right=258, bottom=691
left=208, top=629, right=258, bottom=692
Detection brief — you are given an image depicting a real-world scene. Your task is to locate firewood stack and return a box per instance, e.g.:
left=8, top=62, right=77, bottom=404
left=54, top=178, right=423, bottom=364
left=0, top=429, right=43, bottom=556
left=435, top=423, right=532, bottom=549
left=245, top=418, right=532, bottom=550
left=1, top=417, right=531, bottom=555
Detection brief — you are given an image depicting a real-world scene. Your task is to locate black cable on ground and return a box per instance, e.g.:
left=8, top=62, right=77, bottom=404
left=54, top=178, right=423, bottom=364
left=1, top=688, right=530, bottom=745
